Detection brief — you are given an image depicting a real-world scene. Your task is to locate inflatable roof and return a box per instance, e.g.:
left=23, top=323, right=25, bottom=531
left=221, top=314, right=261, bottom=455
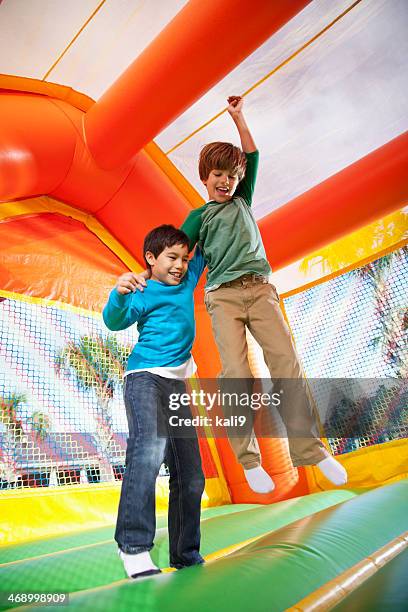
left=1, top=0, right=407, bottom=271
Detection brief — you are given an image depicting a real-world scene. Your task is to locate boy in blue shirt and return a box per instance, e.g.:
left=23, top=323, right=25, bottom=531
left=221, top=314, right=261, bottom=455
left=103, top=225, right=205, bottom=579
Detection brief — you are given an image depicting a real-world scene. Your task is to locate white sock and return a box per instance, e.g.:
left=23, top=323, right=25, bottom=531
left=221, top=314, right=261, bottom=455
left=244, top=466, right=275, bottom=494
left=118, top=549, right=160, bottom=578
left=316, top=456, right=348, bottom=486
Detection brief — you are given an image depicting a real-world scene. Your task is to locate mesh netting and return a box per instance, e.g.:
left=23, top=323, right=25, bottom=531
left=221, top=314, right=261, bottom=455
left=283, top=246, right=408, bottom=454
left=0, top=301, right=171, bottom=490
left=1, top=247, right=406, bottom=489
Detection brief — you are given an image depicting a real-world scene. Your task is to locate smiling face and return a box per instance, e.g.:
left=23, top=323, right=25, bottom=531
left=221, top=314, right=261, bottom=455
left=202, top=168, right=239, bottom=203
left=145, top=243, right=189, bottom=285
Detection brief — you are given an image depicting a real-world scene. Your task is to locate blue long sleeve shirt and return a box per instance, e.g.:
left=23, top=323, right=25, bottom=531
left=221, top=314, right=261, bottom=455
left=102, top=248, right=205, bottom=371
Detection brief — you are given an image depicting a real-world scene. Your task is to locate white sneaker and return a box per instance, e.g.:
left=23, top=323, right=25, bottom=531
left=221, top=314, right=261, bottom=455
left=118, top=549, right=161, bottom=579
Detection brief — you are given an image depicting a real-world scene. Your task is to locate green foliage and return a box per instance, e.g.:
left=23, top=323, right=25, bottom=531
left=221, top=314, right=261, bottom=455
left=325, top=383, right=408, bottom=454
left=354, top=247, right=408, bottom=378
left=31, top=411, right=51, bottom=440
left=56, top=334, right=130, bottom=474
left=0, top=392, right=27, bottom=426
left=0, top=393, right=27, bottom=442
left=352, top=247, right=407, bottom=287
left=56, top=334, right=131, bottom=401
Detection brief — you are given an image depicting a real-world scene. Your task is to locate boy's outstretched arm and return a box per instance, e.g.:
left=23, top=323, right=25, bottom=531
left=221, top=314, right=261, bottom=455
left=103, top=272, right=144, bottom=331
left=227, top=96, right=257, bottom=153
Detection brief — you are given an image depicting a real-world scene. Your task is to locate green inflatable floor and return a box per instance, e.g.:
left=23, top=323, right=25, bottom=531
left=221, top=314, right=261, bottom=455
left=1, top=481, right=407, bottom=612
left=333, top=547, right=408, bottom=612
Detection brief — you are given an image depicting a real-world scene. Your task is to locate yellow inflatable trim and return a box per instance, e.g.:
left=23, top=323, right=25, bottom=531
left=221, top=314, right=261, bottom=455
left=305, top=438, right=408, bottom=493
left=0, top=477, right=227, bottom=547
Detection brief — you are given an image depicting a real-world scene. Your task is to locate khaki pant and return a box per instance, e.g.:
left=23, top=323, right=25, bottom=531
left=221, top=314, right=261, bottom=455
left=204, top=275, right=328, bottom=469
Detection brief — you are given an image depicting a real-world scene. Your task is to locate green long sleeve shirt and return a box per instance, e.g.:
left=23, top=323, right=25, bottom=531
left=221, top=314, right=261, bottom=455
left=181, top=150, right=271, bottom=290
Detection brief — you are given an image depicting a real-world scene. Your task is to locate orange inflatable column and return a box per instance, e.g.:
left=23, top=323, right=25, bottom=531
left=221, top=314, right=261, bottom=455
left=260, top=131, right=408, bottom=270
left=84, top=0, right=311, bottom=169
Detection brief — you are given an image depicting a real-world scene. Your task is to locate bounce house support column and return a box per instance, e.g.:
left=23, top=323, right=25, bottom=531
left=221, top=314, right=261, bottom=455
left=84, top=0, right=312, bottom=169
left=260, top=130, right=408, bottom=270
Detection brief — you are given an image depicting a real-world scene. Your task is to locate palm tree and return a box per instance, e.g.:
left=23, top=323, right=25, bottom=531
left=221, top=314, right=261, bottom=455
left=325, top=248, right=407, bottom=450
left=28, top=410, right=56, bottom=486
left=56, top=334, right=131, bottom=482
left=0, top=392, right=27, bottom=487
left=300, top=241, right=407, bottom=451
left=31, top=411, right=51, bottom=441
left=352, top=246, right=407, bottom=378
left=0, top=395, right=53, bottom=487
left=326, top=382, right=407, bottom=454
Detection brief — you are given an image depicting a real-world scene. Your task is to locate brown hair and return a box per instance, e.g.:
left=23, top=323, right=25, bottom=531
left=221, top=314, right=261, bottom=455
left=143, top=225, right=189, bottom=269
left=199, top=142, right=247, bottom=181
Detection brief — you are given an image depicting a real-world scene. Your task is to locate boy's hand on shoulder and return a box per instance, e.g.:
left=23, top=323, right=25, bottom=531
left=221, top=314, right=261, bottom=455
left=115, top=272, right=147, bottom=295
left=227, top=95, right=244, bottom=116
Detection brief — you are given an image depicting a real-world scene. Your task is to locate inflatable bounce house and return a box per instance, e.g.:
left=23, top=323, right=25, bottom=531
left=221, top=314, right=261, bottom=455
left=0, top=0, right=407, bottom=610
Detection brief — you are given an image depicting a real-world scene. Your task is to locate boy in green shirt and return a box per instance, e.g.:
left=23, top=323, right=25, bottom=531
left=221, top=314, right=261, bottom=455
left=180, top=96, right=347, bottom=493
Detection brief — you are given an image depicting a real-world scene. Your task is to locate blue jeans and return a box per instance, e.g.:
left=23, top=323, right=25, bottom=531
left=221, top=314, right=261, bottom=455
left=115, top=372, right=205, bottom=568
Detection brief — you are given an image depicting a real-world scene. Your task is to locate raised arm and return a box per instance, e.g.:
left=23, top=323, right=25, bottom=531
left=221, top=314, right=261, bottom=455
left=227, top=96, right=259, bottom=206
left=227, top=96, right=256, bottom=153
